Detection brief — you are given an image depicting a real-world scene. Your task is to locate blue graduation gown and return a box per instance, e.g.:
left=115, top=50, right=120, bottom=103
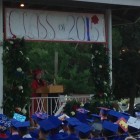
left=9, top=135, right=21, bottom=140
left=29, top=129, right=39, bottom=139
left=20, top=138, right=36, bottom=140
left=67, top=133, right=79, bottom=140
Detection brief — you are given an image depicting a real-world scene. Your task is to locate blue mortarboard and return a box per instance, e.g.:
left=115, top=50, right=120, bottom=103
left=91, top=114, right=101, bottom=121
left=76, top=108, right=90, bottom=114
left=66, top=117, right=81, bottom=127
left=13, top=113, right=26, bottom=122
left=108, top=110, right=129, bottom=120
left=0, top=114, right=11, bottom=131
left=75, top=123, right=91, bottom=134
left=38, top=119, right=55, bottom=131
left=32, top=112, right=48, bottom=121
left=14, top=121, right=30, bottom=128
left=48, top=116, right=62, bottom=128
left=122, top=112, right=130, bottom=116
left=10, top=118, right=19, bottom=127
left=102, top=120, right=118, bottom=133
left=86, top=119, right=94, bottom=123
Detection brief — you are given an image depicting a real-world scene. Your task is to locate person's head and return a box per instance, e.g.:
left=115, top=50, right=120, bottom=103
left=68, top=125, right=75, bottom=133
left=14, top=121, right=30, bottom=137
left=102, top=120, right=118, bottom=138
left=18, top=127, right=28, bottom=137
left=39, top=128, right=49, bottom=139
left=33, top=69, right=43, bottom=80
left=76, top=123, right=91, bottom=139
left=66, top=117, right=81, bottom=134
left=10, top=125, right=18, bottom=133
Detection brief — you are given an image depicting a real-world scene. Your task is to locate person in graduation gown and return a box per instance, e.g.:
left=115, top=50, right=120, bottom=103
left=114, top=124, right=129, bottom=140
left=9, top=119, right=21, bottom=140
left=31, top=69, right=47, bottom=114
left=0, top=114, right=11, bottom=140
left=15, top=121, right=36, bottom=140
left=75, top=123, right=91, bottom=140
left=102, top=120, right=119, bottom=140
left=59, top=120, right=69, bottom=139
left=29, top=112, right=48, bottom=139
left=47, top=116, right=63, bottom=140
left=66, top=117, right=80, bottom=140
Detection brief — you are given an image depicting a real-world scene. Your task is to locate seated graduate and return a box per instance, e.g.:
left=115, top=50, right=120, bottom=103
left=66, top=117, right=81, bottom=140
left=0, top=114, right=11, bottom=140
left=102, top=120, right=119, bottom=140
left=9, top=119, right=21, bottom=140
left=75, top=123, right=92, bottom=140
left=14, top=121, right=35, bottom=140
left=47, top=116, right=62, bottom=140
left=59, top=120, right=69, bottom=138
left=107, top=110, right=129, bottom=123
left=38, top=118, right=55, bottom=140
left=30, top=112, right=48, bottom=139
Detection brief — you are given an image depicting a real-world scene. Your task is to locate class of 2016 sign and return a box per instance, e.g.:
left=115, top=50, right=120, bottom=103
left=5, top=8, right=106, bottom=43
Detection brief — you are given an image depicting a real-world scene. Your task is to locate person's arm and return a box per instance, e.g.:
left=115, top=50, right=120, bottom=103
left=31, top=80, right=38, bottom=92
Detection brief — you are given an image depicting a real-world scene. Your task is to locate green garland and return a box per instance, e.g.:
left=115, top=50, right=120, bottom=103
left=3, top=38, right=31, bottom=117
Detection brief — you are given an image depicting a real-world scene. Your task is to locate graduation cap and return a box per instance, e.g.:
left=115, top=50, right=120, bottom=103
left=0, top=114, right=11, bottom=131
left=14, top=121, right=30, bottom=128
left=32, top=112, right=48, bottom=122
left=86, top=118, right=94, bottom=123
left=102, top=120, right=118, bottom=133
left=10, top=118, right=19, bottom=128
left=122, top=112, right=130, bottom=116
left=14, top=121, right=30, bottom=131
left=108, top=110, right=129, bottom=121
left=66, top=117, right=81, bottom=127
left=13, top=113, right=26, bottom=122
left=38, top=119, right=55, bottom=132
left=91, top=114, right=101, bottom=122
left=48, top=116, right=62, bottom=128
left=75, top=123, right=91, bottom=137
left=76, top=108, right=90, bottom=114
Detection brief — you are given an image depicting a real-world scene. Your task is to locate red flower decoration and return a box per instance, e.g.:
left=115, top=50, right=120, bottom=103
left=91, top=15, right=99, bottom=24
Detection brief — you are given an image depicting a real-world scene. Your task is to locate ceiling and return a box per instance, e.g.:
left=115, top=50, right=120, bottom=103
left=3, top=0, right=140, bottom=25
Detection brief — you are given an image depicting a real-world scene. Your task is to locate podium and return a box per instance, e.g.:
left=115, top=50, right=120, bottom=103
left=36, top=85, right=64, bottom=94
left=35, top=85, right=64, bottom=113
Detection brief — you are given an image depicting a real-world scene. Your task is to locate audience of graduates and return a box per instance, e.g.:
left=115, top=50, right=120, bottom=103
left=0, top=107, right=139, bottom=140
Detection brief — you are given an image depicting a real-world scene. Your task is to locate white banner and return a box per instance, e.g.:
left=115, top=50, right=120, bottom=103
left=5, top=8, right=106, bottom=43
